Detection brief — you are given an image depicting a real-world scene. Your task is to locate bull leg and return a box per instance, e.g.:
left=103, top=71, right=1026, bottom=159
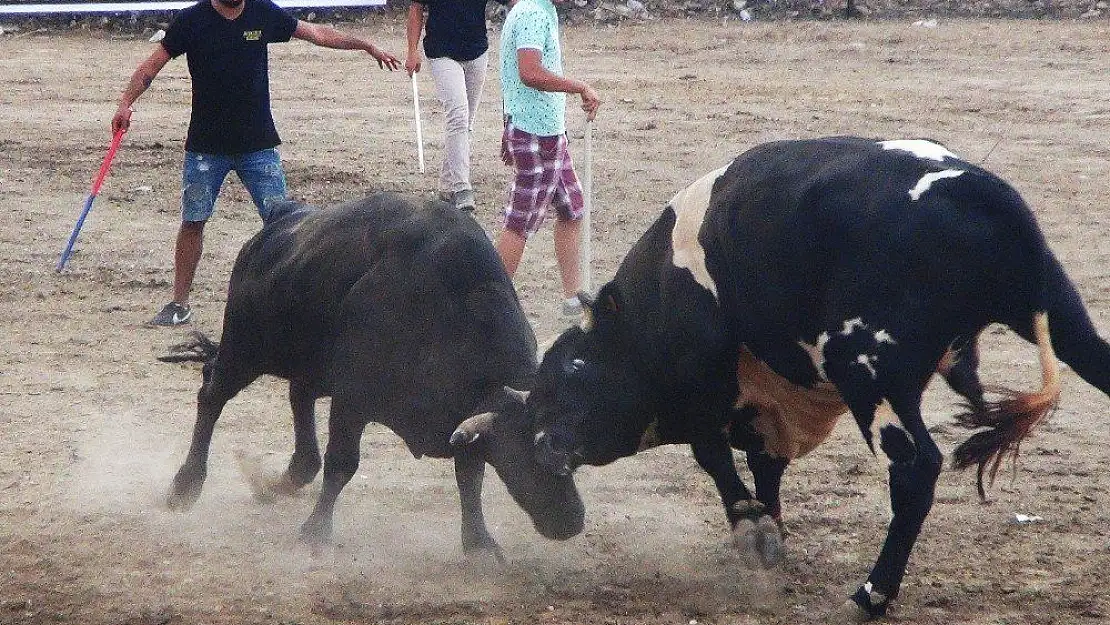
left=273, top=379, right=322, bottom=495
left=691, top=435, right=758, bottom=525
left=453, top=450, right=504, bottom=562
left=167, top=370, right=253, bottom=510
left=940, top=336, right=986, bottom=411
left=691, top=435, right=783, bottom=567
left=299, top=406, right=366, bottom=546
left=852, top=398, right=942, bottom=620
left=829, top=366, right=942, bottom=620
left=746, top=452, right=789, bottom=529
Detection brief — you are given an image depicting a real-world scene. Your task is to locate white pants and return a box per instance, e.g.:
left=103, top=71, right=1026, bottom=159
left=429, top=52, right=488, bottom=194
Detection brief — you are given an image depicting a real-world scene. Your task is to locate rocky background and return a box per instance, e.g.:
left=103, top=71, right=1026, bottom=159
left=0, top=0, right=1106, bottom=36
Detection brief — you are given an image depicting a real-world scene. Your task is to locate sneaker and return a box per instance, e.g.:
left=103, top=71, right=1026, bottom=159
left=150, top=301, right=192, bottom=326
left=454, top=189, right=476, bottom=212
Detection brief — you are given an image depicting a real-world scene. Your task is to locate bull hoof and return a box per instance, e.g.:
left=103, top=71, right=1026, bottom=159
left=463, top=544, right=506, bottom=566
left=166, top=466, right=205, bottom=511
left=731, top=515, right=784, bottom=568
left=234, top=451, right=279, bottom=504
left=462, top=527, right=506, bottom=565
left=463, top=539, right=506, bottom=565
left=298, top=516, right=333, bottom=553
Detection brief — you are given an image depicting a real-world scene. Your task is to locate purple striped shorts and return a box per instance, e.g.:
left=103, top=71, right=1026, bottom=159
left=502, top=124, right=584, bottom=238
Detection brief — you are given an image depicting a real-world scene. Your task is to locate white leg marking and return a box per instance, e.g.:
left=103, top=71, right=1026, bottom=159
left=870, top=400, right=910, bottom=456
left=878, top=139, right=959, bottom=162
left=908, top=169, right=965, bottom=201
left=670, top=164, right=731, bottom=301
left=798, top=339, right=829, bottom=381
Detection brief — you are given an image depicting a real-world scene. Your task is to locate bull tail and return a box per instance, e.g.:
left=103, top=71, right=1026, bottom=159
left=951, top=312, right=1061, bottom=500
left=157, top=331, right=220, bottom=364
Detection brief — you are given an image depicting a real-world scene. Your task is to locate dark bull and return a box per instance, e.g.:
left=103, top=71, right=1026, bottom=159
left=161, top=193, right=583, bottom=558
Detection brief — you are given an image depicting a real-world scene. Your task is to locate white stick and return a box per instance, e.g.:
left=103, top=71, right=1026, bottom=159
left=579, top=119, right=593, bottom=295
left=411, top=73, right=426, bottom=174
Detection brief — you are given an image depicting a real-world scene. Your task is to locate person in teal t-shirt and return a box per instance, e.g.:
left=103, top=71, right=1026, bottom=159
left=496, top=0, right=601, bottom=318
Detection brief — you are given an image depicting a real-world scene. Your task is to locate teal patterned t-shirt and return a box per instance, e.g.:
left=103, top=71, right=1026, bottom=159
left=499, top=0, right=566, bottom=137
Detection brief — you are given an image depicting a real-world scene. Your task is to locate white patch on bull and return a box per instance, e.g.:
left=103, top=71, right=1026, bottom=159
left=798, top=339, right=829, bottom=381
left=908, top=169, right=965, bottom=201
left=534, top=431, right=546, bottom=445
left=870, top=400, right=911, bottom=458
left=839, top=317, right=866, bottom=335
left=874, top=329, right=896, bottom=345
left=669, top=164, right=731, bottom=301
left=855, top=353, right=880, bottom=378
left=878, top=139, right=959, bottom=162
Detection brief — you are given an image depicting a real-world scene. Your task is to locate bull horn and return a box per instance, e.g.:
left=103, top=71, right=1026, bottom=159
left=450, top=412, right=496, bottom=447
left=502, top=386, right=530, bottom=404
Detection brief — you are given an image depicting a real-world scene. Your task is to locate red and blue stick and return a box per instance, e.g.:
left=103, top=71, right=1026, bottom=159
left=56, top=124, right=128, bottom=273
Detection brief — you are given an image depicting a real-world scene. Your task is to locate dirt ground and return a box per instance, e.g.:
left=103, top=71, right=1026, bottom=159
left=2, top=14, right=1110, bottom=625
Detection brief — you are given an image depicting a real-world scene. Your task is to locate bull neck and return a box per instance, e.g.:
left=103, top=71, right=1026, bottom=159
left=210, top=0, right=246, bottom=21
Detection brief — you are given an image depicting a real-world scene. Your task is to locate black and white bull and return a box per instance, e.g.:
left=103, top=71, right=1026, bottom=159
left=528, top=137, right=1110, bottom=619
left=163, top=192, right=584, bottom=558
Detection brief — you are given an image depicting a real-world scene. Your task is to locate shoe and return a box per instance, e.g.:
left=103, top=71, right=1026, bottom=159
left=454, top=189, right=476, bottom=212
left=561, top=299, right=583, bottom=318
left=150, top=301, right=192, bottom=326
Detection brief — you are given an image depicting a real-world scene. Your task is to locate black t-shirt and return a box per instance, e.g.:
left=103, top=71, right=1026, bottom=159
left=162, top=0, right=298, bottom=154
left=413, top=0, right=505, bottom=63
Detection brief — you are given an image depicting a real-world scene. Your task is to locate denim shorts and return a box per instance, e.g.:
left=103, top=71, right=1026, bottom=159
left=181, top=148, right=288, bottom=223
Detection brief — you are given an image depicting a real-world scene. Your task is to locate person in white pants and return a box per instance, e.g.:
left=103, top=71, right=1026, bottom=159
left=406, top=0, right=509, bottom=212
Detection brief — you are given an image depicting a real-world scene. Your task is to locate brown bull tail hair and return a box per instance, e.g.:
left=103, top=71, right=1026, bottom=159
left=157, top=331, right=220, bottom=364
left=951, top=312, right=1061, bottom=501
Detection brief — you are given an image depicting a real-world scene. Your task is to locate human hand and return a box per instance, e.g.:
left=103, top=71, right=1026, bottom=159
left=579, top=85, right=600, bottom=121
left=368, top=44, right=401, bottom=71
left=405, top=53, right=421, bottom=76
left=111, top=105, right=133, bottom=134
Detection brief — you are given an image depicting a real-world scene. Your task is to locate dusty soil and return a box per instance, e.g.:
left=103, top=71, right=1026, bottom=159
left=2, top=15, right=1109, bottom=625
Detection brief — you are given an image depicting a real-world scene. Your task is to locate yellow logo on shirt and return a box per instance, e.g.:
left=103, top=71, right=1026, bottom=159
left=243, top=30, right=262, bottom=41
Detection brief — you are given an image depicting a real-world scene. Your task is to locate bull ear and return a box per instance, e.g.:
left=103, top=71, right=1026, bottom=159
left=502, top=386, right=530, bottom=404
left=584, top=284, right=621, bottom=321
left=450, top=411, right=496, bottom=447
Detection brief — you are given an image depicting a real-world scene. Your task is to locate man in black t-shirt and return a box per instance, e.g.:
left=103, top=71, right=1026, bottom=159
left=405, top=0, right=508, bottom=212
left=111, top=0, right=400, bottom=327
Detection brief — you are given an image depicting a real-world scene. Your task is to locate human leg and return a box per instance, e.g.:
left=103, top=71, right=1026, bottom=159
left=172, top=220, right=205, bottom=304
left=430, top=57, right=473, bottom=201
left=234, top=148, right=288, bottom=223
left=461, top=52, right=488, bottom=133
left=498, top=126, right=559, bottom=275
left=550, top=134, right=587, bottom=300
left=495, top=229, right=526, bottom=277
left=553, top=217, right=581, bottom=299
left=152, top=152, right=229, bottom=325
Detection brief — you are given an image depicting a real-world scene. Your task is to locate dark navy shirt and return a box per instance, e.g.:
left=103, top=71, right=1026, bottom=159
left=162, top=0, right=298, bottom=154
left=412, top=0, right=506, bottom=63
